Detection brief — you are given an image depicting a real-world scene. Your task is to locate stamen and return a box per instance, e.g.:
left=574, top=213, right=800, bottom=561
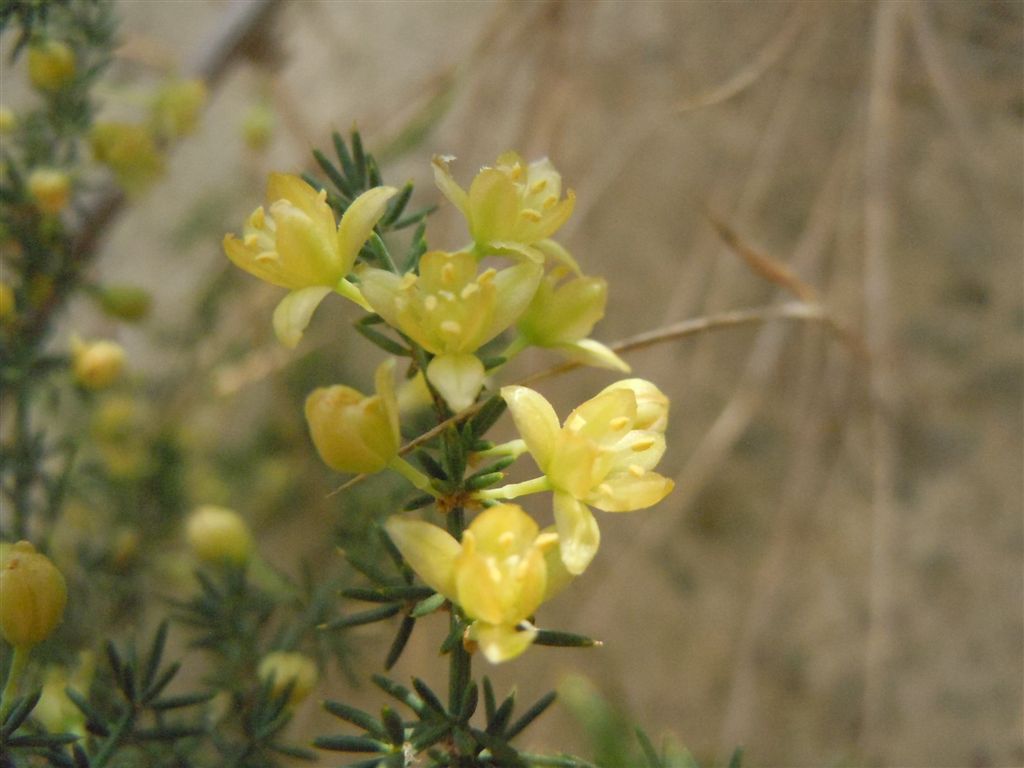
left=609, top=416, right=631, bottom=431
left=631, top=437, right=656, bottom=452
left=628, top=464, right=645, bottom=477
left=441, top=262, right=456, bottom=285
left=542, top=194, right=558, bottom=210
left=440, top=320, right=462, bottom=336
left=461, top=283, right=480, bottom=299
left=520, top=209, right=543, bottom=222
left=598, top=483, right=614, bottom=496
left=498, top=531, right=515, bottom=549
left=530, top=178, right=548, bottom=193
left=424, top=295, right=438, bottom=311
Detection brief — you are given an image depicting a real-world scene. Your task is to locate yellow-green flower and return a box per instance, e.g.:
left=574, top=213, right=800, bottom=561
left=27, top=168, right=71, bottom=215
left=151, top=78, right=207, bottom=139
left=27, top=40, right=76, bottom=92
left=258, top=651, right=318, bottom=705
left=0, top=541, right=67, bottom=649
left=516, top=267, right=628, bottom=372
left=71, top=336, right=125, bottom=390
left=433, top=152, right=575, bottom=254
left=223, top=174, right=396, bottom=348
left=305, top=359, right=400, bottom=475
left=359, top=250, right=541, bottom=411
left=385, top=504, right=571, bottom=663
left=490, top=382, right=674, bottom=575
left=186, top=506, right=253, bottom=566
left=90, top=122, right=165, bottom=194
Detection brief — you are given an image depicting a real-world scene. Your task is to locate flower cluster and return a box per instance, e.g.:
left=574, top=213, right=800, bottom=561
left=223, top=147, right=674, bottom=662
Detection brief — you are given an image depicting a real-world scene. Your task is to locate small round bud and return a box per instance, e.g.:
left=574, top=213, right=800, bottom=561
left=0, top=541, right=68, bottom=649
left=242, top=104, right=274, bottom=151
left=96, top=285, right=152, bottom=322
left=28, top=40, right=76, bottom=92
left=186, top=506, right=252, bottom=566
left=0, top=106, right=15, bottom=134
left=0, top=280, right=15, bottom=322
left=151, top=79, right=207, bottom=140
left=28, top=168, right=71, bottom=214
left=258, top=651, right=318, bottom=705
left=71, top=337, right=125, bottom=390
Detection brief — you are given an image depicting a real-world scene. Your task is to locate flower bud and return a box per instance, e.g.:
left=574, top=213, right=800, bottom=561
left=258, top=651, right=318, bottom=705
left=0, top=541, right=67, bottom=649
left=242, top=103, right=274, bottom=151
left=71, top=336, right=125, bottom=389
left=95, top=285, right=152, bottom=322
left=151, top=79, right=207, bottom=140
left=305, top=359, right=400, bottom=474
left=27, top=40, right=76, bottom=92
left=186, top=506, right=252, bottom=566
left=0, top=280, right=14, bottom=321
left=0, top=106, right=16, bottom=134
left=28, top=168, right=71, bottom=214
left=598, top=379, right=669, bottom=432
left=90, top=122, right=165, bottom=194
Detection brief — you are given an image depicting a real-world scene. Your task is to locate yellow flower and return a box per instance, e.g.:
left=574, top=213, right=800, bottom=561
left=359, top=250, right=541, bottom=411
left=305, top=358, right=400, bottom=474
left=0, top=541, right=67, bottom=649
left=0, top=106, right=15, bottom=134
left=90, top=122, right=165, bottom=194
left=27, top=168, right=71, bottom=215
left=258, top=651, right=318, bottom=705
left=496, top=382, right=674, bottom=575
left=433, top=152, right=575, bottom=253
left=150, top=78, right=207, bottom=139
left=71, top=336, right=125, bottom=390
left=516, top=267, right=629, bottom=372
left=0, top=280, right=14, bottom=321
left=223, top=174, right=396, bottom=348
left=27, top=40, right=76, bottom=92
left=186, top=505, right=253, bottom=566
left=385, top=504, right=571, bottom=663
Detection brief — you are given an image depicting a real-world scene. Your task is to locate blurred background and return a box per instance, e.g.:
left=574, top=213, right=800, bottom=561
left=6, top=1, right=1021, bottom=766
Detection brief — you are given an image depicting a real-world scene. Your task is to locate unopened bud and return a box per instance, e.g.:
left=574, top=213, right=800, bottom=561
left=242, top=103, right=274, bottom=151
left=151, top=79, right=207, bottom=140
left=96, top=285, right=152, bottom=322
left=28, top=40, right=76, bottom=92
left=0, top=541, right=67, bottom=649
left=0, top=106, right=15, bottom=134
left=28, top=168, right=71, bottom=214
left=186, top=506, right=252, bottom=566
left=257, top=651, right=318, bottom=705
left=71, top=336, right=125, bottom=390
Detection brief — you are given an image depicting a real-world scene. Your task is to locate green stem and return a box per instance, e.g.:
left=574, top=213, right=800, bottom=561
left=93, top=709, right=133, bottom=767
left=388, top=456, right=439, bottom=496
left=445, top=506, right=471, bottom=741
left=0, top=645, right=30, bottom=720
left=497, top=334, right=529, bottom=362
left=475, top=475, right=551, bottom=501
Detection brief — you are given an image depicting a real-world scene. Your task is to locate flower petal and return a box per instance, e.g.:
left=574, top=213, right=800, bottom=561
left=560, top=339, right=631, bottom=372
left=553, top=491, right=600, bottom=575
left=426, top=353, right=485, bottom=412
left=384, top=517, right=460, bottom=602
left=586, top=471, right=675, bottom=512
left=431, top=155, right=469, bottom=218
left=479, top=261, right=543, bottom=345
left=535, top=239, right=582, bottom=275
left=500, top=385, right=560, bottom=471
left=272, top=286, right=332, bottom=349
left=456, top=548, right=504, bottom=625
left=374, top=358, right=400, bottom=446
left=357, top=267, right=405, bottom=328
left=468, top=168, right=518, bottom=244
left=468, top=621, right=538, bottom=664
left=337, top=186, right=397, bottom=271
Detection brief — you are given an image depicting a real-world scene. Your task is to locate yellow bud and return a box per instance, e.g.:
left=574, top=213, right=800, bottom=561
left=0, top=106, right=15, bottom=134
left=0, top=541, right=68, bottom=649
left=305, top=359, right=400, bottom=474
left=96, top=285, right=152, bottom=322
left=71, top=337, right=125, bottom=389
left=151, top=79, right=207, bottom=140
left=258, top=651, right=318, bottom=705
left=186, top=506, right=253, bottom=566
left=90, top=122, right=165, bottom=194
left=27, top=168, right=71, bottom=214
left=28, top=40, right=76, bottom=92
left=242, top=103, right=274, bottom=151
left=0, top=280, right=14, bottom=321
